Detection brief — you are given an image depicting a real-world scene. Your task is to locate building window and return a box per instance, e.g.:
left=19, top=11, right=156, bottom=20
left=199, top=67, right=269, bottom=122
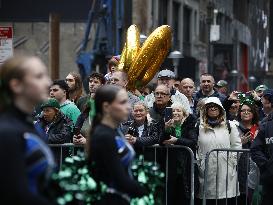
left=199, top=13, right=207, bottom=43
left=158, top=0, right=168, bottom=25
left=183, top=6, right=191, bottom=56
left=172, top=1, right=181, bottom=50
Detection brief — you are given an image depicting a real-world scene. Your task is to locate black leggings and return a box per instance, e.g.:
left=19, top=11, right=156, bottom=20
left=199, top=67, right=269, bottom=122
left=94, top=193, right=129, bottom=205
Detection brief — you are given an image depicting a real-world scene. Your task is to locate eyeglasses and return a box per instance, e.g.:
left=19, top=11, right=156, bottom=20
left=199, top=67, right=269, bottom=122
left=207, top=104, right=219, bottom=109
left=240, top=109, right=252, bottom=114
left=154, top=92, right=170, bottom=97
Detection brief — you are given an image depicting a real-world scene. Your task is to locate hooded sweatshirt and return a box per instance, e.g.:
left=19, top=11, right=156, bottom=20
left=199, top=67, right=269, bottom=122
left=60, top=100, right=81, bottom=125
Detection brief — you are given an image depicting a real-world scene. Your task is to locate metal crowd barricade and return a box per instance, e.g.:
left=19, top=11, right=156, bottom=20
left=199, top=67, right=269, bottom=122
left=48, top=143, right=85, bottom=167
left=143, top=145, right=196, bottom=205
left=202, top=148, right=254, bottom=205
left=48, top=143, right=196, bottom=205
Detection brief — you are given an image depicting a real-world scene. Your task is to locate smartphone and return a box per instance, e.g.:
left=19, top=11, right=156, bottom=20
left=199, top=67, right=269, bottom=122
left=164, top=107, right=173, bottom=122
left=74, top=127, right=81, bottom=136
left=127, top=127, right=137, bottom=137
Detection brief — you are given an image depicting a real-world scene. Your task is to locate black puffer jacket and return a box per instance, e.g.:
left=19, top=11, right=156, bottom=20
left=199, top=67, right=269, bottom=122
left=36, top=112, right=73, bottom=144
left=251, top=112, right=273, bottom=185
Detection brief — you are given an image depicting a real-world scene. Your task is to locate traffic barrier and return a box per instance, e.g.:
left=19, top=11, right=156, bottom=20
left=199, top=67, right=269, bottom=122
left=48, top=143, right=85, bottom=167
left=201, top=148, right=258, bottom=205
left=48, top=143, right=196, bottom=205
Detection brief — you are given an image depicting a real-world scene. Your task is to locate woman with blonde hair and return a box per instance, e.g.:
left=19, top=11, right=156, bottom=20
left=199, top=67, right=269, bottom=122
left=197, top=97, right=242, bottom=205
left=162, top=102, right=198, bottom=205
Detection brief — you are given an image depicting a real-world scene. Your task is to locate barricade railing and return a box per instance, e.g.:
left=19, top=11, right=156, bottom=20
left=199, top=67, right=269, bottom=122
left=145, top=145, right=196, bottom=205
left=48, top=143, right=196, bottom=205
left=202, top=148, right=256, bottom=205
left=48, top=143, right=85, bottom=167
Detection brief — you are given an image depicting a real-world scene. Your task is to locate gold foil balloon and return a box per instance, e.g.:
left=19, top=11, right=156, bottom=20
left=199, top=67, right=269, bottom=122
left=128, top=25, right=172, bottom=87
left=117, top=25, right=140, bottom=72
left=140, top=37, right=171, bottom=86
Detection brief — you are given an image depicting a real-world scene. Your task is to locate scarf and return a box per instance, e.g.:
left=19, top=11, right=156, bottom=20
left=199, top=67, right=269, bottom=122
left=207, top=117, right=221, bottom=127
left=175, top=124, right=183, bottom=138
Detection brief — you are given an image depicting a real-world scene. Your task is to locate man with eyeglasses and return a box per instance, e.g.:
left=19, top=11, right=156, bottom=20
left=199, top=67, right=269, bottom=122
left=251, top=89, right=273, bottom=205
left=144, top=69, right=190, bottom=114
left=148, top=84, right=172, bottom=122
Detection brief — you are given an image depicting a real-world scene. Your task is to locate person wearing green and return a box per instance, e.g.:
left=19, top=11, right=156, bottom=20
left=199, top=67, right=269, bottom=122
left=162, top=102, right=198, bottom=205
left=49, top=79, right=80, bottom=125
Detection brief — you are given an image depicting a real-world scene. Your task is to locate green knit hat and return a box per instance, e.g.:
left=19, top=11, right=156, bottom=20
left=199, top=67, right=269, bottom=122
left=41, top=98, right=60, bottom=109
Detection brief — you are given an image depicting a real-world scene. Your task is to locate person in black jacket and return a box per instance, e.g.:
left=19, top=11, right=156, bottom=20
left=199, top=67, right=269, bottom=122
left=35, top=98, right=73, bottom=164
left=193, top=73, right=226, bottom=114
left=88, top=85, right=146, bottom=205
left=0, top=56, right=55, bottom=205
left=162, top=102, right=198, bottom=205
left=121, top=101, right=161, bottom=161
left=251, top=93, right=273, bottom=205
left=122, top=101, right=160, bottom=147
left=35, top=98, right=72, bottom=144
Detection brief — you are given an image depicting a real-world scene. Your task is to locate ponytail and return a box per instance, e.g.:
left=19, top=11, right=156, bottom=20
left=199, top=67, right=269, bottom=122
left=90, top=113, right=102, bottom=135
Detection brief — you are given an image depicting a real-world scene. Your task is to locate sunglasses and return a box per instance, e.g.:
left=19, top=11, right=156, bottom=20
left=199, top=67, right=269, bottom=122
left=207, top=104, right=219, bottom=109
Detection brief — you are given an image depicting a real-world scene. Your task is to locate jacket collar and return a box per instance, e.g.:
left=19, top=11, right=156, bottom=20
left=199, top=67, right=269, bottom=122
left=60, top=99, right=72, bottom=107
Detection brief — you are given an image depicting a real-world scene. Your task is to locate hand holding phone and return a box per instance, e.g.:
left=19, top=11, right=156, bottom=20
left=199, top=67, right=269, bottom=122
left=164, top=107, right=173, bottom=122
left=74, top=127, right=81, bottom=136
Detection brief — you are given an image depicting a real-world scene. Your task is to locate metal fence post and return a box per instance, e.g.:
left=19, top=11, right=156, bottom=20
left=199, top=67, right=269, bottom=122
left=202, top=149, right=251, bottom=205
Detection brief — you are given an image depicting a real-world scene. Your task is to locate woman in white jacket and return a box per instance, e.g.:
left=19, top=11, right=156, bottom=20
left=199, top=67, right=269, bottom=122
left=197, top=97, right=242, bottom=205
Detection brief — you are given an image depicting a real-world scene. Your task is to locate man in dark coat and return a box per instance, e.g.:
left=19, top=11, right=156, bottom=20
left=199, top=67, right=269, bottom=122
left=251, top=89, right=273, bottom=205
left=194, top=73, right=226, bottom=113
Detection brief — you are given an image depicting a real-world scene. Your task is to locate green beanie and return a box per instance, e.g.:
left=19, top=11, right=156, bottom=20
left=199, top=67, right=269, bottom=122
left=41, top=98, right=60, bottom=109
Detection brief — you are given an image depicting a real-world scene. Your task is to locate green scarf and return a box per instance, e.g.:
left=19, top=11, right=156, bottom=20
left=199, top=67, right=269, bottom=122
left=175, top=124, right=183, bottom=138
left=166, top=124, right=183, bottom=138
